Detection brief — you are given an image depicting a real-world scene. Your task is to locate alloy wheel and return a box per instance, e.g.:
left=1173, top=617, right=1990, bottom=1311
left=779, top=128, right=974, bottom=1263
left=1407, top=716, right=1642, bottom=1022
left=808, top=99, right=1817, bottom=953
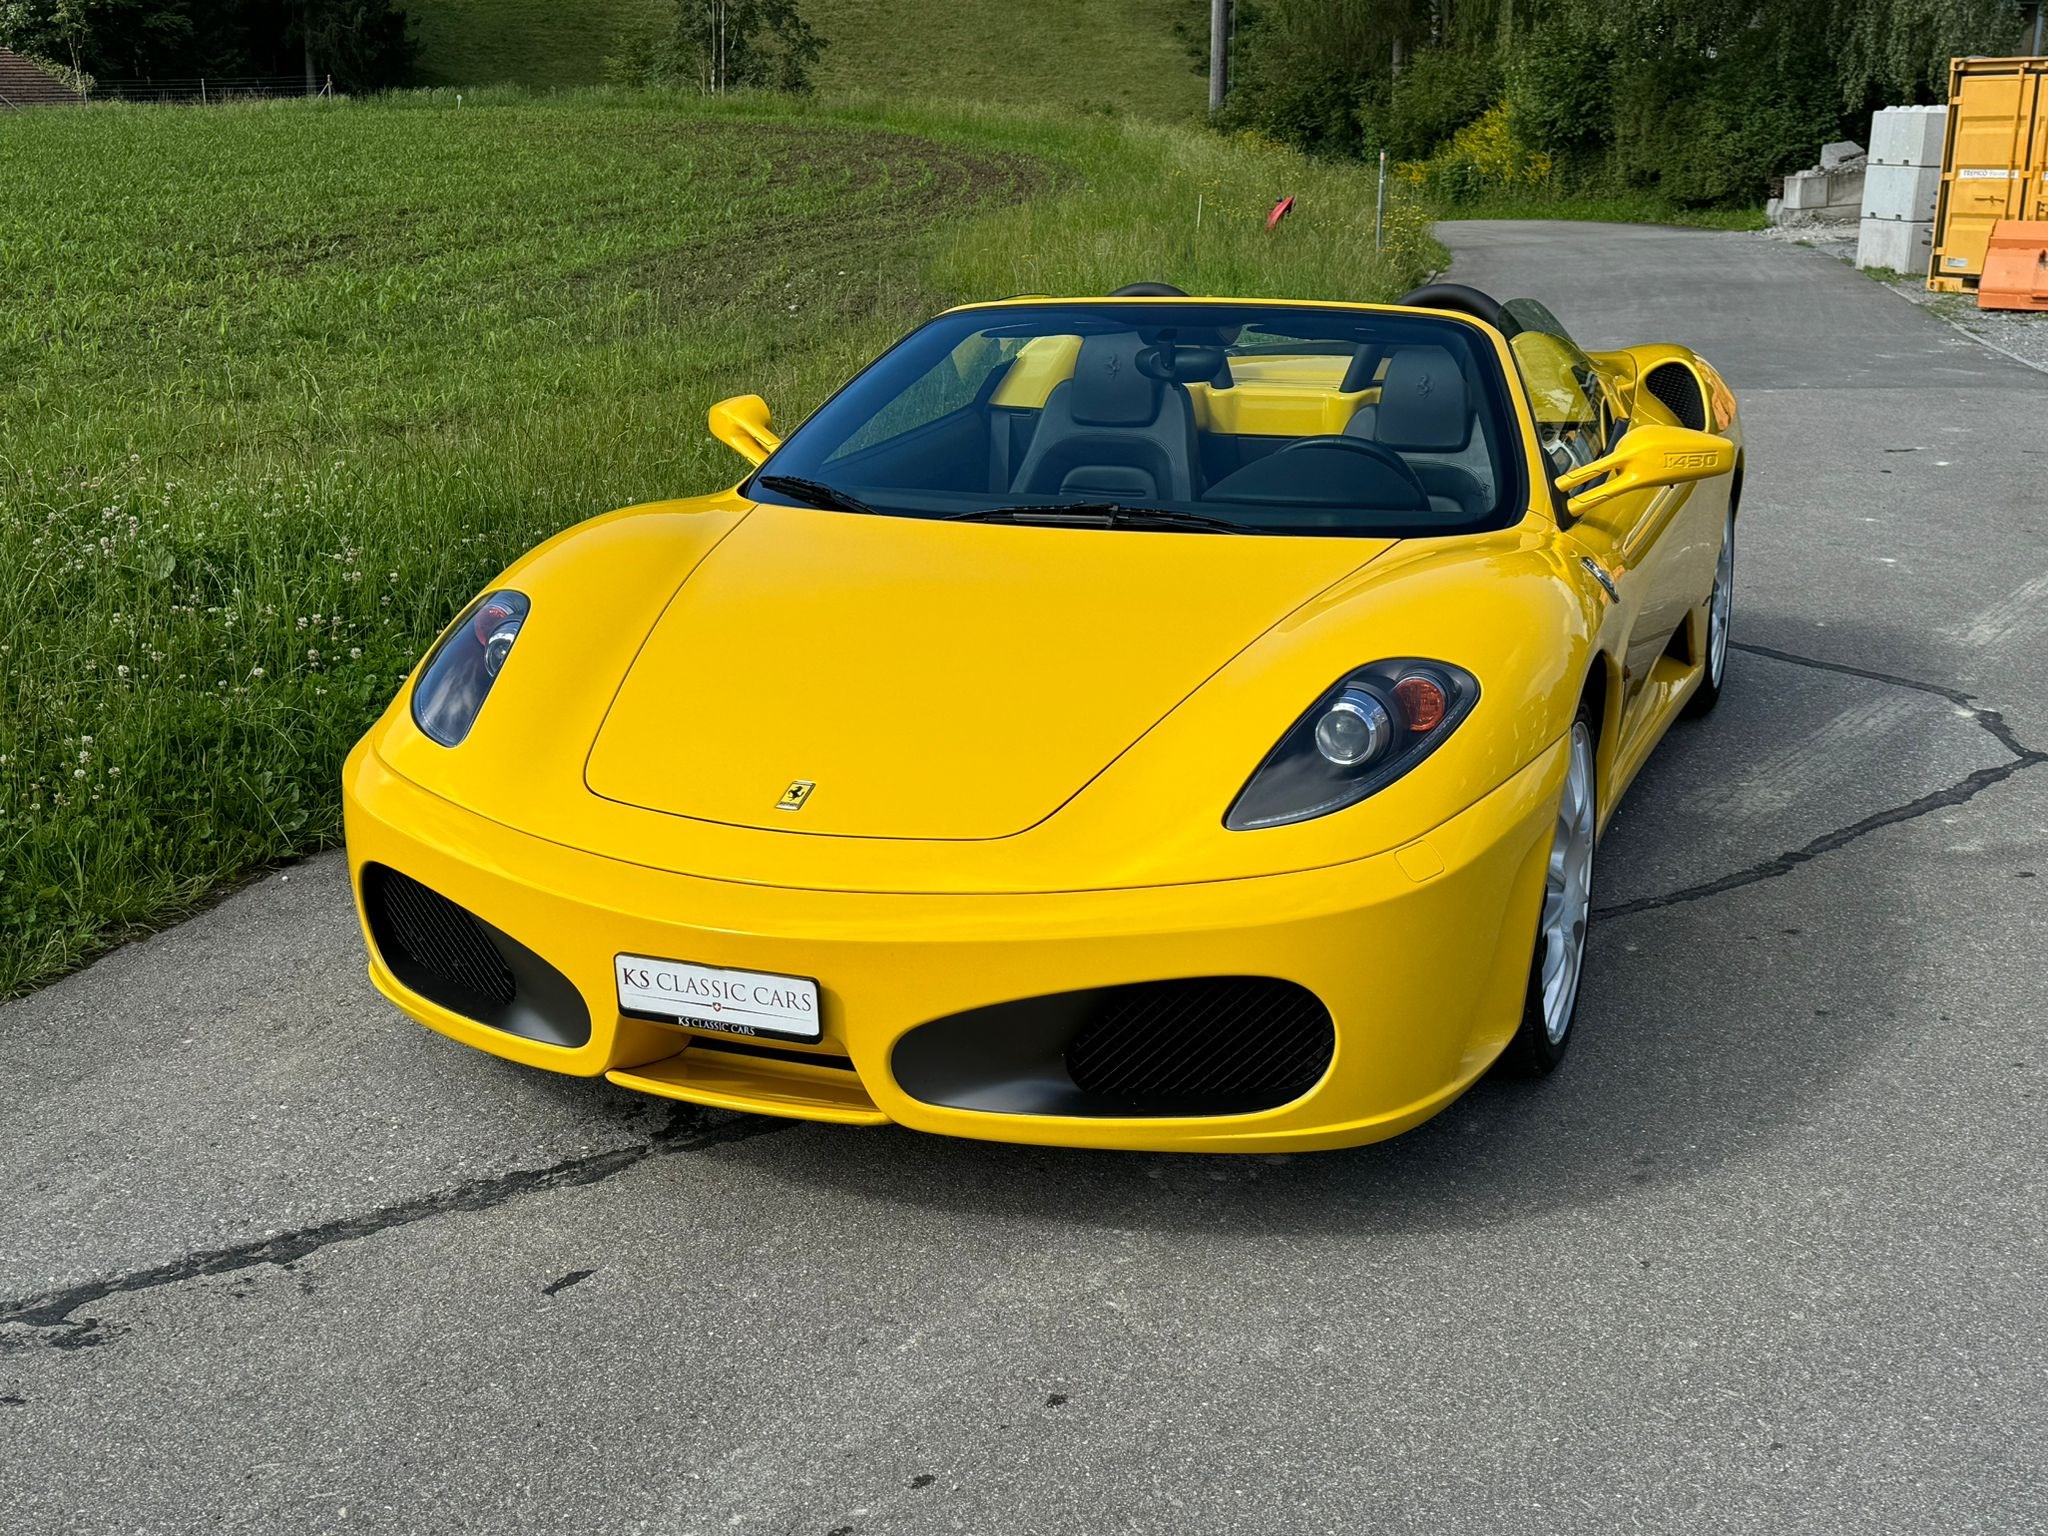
left=1539, top=721, right=1597, bottom=1044
left=1706, top=511, right=1735, bottom=689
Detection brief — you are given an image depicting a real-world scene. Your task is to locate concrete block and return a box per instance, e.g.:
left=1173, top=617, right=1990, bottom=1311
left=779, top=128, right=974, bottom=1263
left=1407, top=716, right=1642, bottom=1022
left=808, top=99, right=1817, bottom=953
left=1820, top=140, right=1866, bottom=170
left=1856, top=216, right=1934, bottom=275
left=1862, top=161, right=1943, bottom=222
left=1868, top=105, right=1949, bottom=167
left=1825, top=167, right=1866, bottom=211
left=1784, top=167, right=1863, bottom=219
left=1783, top=170, right=1831, bottom=210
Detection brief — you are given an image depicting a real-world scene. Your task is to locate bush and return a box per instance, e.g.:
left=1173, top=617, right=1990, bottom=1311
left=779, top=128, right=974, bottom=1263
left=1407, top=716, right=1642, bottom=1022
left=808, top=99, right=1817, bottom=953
left=1504, top=12, right=1613, bottom=165
left=1219, top=50, right=1372, bottom=158
left=1600, top=15, right=1841, bottom=204
left=1216, top=0, right=1397, bottom=160
left=1400, top=103, right=1553, bottom=203
left=1360, top=46, right=1500, bottom=161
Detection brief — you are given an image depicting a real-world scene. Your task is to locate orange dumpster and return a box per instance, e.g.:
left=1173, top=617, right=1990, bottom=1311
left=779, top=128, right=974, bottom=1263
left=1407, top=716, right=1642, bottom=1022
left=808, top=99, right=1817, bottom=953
left=1979, top=219, right=2048, bottom=310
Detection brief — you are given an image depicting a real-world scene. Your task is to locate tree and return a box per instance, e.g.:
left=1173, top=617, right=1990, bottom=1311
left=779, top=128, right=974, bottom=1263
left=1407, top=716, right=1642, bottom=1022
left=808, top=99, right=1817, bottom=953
left=1836, top=0, right=2025, bottom=107
left=1217, top=0, right=2029, bottom=204
left=1216, top=0, right=1426, bottom=157
left=0, top=0, right=197, bottom=80
left=0, top=0, right=413, bottom=89
left=616, top=0, right=822, bottom=94
left=289, top=0, right=415, bottom=91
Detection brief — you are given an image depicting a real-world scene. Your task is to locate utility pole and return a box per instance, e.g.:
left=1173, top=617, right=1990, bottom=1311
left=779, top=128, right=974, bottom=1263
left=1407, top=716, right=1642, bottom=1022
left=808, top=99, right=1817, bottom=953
left=1208, top=0, right=1229, bottom=114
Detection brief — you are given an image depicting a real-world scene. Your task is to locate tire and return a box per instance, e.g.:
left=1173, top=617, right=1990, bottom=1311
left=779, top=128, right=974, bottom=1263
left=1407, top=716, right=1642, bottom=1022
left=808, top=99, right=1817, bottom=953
left=1682, top=506, right=1735, bottom=718
left=1499, top=703, right=1597, bottom=1076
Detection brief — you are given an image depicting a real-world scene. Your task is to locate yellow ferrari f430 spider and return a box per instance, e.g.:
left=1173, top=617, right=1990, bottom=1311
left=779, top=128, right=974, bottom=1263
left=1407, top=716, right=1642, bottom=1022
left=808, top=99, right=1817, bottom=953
left=343, top=283, right=1742, bottom=1152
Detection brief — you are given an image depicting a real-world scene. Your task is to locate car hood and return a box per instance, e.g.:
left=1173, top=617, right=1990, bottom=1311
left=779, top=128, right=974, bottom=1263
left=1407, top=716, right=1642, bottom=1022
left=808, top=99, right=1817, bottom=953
left=583, top=505, right=1390, bottom=840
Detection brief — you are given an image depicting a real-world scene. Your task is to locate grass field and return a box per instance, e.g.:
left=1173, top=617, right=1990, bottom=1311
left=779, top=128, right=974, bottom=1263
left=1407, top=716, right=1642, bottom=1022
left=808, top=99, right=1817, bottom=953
left=0, top=88, right=1438, bottom=994
left=408, top=0, right=1207, bottom=120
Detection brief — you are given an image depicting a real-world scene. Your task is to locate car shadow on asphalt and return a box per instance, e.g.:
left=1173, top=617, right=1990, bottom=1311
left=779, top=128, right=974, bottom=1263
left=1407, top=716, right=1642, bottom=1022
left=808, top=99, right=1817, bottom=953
left=677, top=888, right=1913, bottom=1240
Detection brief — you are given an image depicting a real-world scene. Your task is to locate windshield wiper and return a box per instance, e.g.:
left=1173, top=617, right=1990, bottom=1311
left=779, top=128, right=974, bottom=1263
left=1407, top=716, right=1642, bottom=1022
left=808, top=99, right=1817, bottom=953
left=947, top=502, right=1258, bottom=534
left=754, top=475, right=880, bottom=517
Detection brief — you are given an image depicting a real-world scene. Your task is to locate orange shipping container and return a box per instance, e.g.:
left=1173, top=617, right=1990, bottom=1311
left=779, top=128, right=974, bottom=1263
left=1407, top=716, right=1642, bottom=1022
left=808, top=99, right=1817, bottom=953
left=1929, top=56, right=2048, bottom=293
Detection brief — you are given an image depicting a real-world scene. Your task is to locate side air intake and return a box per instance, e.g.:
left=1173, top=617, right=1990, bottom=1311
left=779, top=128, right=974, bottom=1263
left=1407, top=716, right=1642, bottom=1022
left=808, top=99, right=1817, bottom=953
left=1643, top=362, right=1708, bottom=431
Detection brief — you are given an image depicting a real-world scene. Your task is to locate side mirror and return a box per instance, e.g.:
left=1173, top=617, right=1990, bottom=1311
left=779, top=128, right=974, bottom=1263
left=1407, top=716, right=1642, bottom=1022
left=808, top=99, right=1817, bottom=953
left=1554, top=424, right=1735, bottom=519
left=708, top=394, right=782, bottom=467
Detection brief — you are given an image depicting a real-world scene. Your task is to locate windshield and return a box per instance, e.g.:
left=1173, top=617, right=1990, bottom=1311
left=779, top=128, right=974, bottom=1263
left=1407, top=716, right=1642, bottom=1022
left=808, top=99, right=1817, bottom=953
left=749, top=302, right=1525, bottom=537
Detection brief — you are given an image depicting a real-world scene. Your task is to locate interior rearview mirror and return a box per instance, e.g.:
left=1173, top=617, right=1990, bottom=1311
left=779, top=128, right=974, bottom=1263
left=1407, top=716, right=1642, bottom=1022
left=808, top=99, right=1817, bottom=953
left=709, top=394, right=782, bottom=467
left=1554, top=424, right=1735, bottom=519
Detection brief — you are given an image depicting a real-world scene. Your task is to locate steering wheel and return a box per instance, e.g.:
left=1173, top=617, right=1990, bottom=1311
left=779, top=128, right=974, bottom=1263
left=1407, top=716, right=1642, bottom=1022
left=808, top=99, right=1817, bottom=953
left=1275, top=435, right=1430, bottom=504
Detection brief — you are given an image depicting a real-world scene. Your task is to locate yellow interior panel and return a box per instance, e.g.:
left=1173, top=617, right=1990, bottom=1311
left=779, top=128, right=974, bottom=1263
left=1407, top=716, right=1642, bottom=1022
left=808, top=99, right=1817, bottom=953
left=990, top=342, right=1376, bottom=437
left=989, top=335, right=1081, bottom=406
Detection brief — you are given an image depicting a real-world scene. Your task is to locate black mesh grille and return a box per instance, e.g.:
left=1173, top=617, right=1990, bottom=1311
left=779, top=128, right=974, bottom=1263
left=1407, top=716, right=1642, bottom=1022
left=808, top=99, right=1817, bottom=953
left=1643, top=362, right=1707, bottom=431
left=1064, top=977, right=1334, bottom=1115
left=364, top=865, right=515, bottom=1011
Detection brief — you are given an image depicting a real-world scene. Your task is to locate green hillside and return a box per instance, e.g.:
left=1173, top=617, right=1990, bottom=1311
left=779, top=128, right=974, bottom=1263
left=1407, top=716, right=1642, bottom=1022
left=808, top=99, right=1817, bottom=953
left=408, top=0, right=655, bottom=88
left=807, top=0, right=1201, bottom=119
left=408, top=0, right=1205, bottom=119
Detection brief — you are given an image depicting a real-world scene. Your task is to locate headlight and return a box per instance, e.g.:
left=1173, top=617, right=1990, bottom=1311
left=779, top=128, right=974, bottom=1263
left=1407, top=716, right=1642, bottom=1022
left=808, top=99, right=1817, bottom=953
left=411, top=590, right=530, bottom=746
left=1225, top=659, right=1479, bottom=830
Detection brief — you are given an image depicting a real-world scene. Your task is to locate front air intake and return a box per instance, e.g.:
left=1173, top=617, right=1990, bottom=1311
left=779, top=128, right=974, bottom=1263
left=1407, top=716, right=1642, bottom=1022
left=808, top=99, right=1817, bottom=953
left=1064, top=977, right=1334, bottom=1114
left=360, top=863, right=591, bottom=1047
left=365, top=865, right=514, bottom=1011
left=891, top=976, right=1335, bottom=1119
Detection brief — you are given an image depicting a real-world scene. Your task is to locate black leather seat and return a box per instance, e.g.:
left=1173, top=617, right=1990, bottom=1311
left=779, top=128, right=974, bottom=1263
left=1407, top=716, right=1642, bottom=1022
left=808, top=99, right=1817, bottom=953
left=1010, top=334, right=1202, bottom=500
left=1344, top=345, right=1490, bottom=519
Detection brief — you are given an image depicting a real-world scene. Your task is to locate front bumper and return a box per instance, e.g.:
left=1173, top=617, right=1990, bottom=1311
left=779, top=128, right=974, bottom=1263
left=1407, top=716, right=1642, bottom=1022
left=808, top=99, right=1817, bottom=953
left=341, top=738, right=1562, bottom=1152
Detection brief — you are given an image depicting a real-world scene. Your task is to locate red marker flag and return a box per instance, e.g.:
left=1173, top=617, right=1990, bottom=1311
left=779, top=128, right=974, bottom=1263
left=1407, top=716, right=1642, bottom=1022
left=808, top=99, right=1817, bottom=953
left=1266, top=195, right=1296, bottom=232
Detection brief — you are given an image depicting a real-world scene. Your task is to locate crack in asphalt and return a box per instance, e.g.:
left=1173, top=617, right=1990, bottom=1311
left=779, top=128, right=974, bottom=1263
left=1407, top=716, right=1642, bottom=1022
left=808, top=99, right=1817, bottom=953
left=0, top=1105, right=787, bottom=1354
left=1594, top=754, right=2043, bottom=920
left=1595, top=641, right=2046, bottom=921
left=1727, top=641, right=1974, bottom=705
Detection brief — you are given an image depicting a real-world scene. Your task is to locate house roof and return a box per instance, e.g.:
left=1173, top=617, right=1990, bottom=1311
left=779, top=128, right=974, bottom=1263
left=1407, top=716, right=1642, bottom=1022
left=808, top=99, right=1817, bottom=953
left=0, top=47, right=79, bottom=108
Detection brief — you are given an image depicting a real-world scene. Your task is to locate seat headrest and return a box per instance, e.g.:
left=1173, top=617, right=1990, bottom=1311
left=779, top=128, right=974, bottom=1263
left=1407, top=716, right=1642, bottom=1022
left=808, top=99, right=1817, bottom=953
left=1068, top=333, right=1163, bottom=427
left=1375, top=346, right=1473, bottom=452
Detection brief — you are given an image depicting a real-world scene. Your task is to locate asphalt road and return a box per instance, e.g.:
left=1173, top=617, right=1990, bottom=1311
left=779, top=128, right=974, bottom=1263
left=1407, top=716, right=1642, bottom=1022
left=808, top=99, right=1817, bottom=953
left=5, top=222, right=2045, bottom=1535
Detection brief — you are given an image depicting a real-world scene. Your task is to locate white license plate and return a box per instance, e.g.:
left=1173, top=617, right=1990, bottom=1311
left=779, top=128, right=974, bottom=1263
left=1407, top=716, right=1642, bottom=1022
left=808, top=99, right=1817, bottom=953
left=614, top=954, right=822, bottom=1042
